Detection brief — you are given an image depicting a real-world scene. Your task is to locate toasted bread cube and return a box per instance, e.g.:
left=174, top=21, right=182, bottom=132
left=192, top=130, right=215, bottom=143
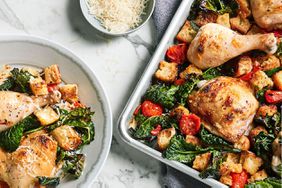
left=250, top=70, right=273, bottom=91
left=59, top=84, right=79, bottom=103
left=155, top=61, right=178, bottom=82
left=236, top=0, right=251, bottom=18
left=247, top=25, right=264, bottom=35
left=22, top=67, right=41, bottom=77
left=195, top=12, right=218, bottom=27
left=220, top=175, right=232, bottom=186
left=273, top=70, right=282, bottom=91
left=216, top=13, right=230, bottom=28
left=30, top=78, right=48, bottom=96
left=157, top=127, right=176, bottom=150
left=44, top=64, right=61, bottom=84
left=226, top=153, right=241, bottom=163
left=256, top=105, right=278, bottom=118
left=248, top=170, right=268, bottom=183
left=234, top=136, right=250, bottom=151
left=240, top=151, right=263, bottom=175
left=260, top=55, right=280, bottom=71
left=220, top=161, right=243, bottom=175
left=192, top=152, right=211, bottom=171
left=180, top=64, right=202, bottom=79
left=176, top=21, right=197, bottom=43
left=235, top=56, right=253, bottom=77
left=185, top=135, right=201, bottom=146
left=34, top=106, right=59, bottom=126
left=170, top=105, right=189, bottom=120
left=51, top=125, right=82, bottom=151
left=230, top=15, right=251, bottom=34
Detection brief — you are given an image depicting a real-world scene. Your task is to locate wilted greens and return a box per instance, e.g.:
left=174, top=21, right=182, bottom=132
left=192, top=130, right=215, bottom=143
left=37, top=176, right=60, bottom=186
left=198, top=125, right=231, bottom=147
left=245, top=178, right=282, bottom=188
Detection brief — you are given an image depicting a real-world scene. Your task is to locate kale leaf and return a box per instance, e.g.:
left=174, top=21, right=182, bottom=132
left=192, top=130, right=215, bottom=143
left=0, top=78, right=14, bottom=91
left=245, top=178, right=282, bottom=188
left=198, top=125, right=231, bottom=147
left=256, top=88, right=268, bottom=103
left=144, top=84, right=179, bottom=110
left=37, top=176, right=60, bottom=186
left=202, top=67, right=223, bottom=80
left=253, top=132, right=275, bottom=157
left=62, top=153, right=85, bottom=179
left=265, top=67, right=282, bottom=77
left=199, top=150, right=224, bottom=179
left=254, top=113, right=281, bottom=134
left=175, top=77, right=199, bottom=106
left=10, top=68, right=32, bottom=93
left=276, top=41, right=282, bottom=57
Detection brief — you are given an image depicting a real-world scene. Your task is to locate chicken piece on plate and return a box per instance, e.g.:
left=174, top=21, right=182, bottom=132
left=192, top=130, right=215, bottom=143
left=0, top=131, right=58, bottom=188
left=187, top=23, right=277, bottom=69
left=0, top=91, right=48, bottom=132
left=250, top=0, right=282, bottom=30
left=188, top=77, right=259, bottom=143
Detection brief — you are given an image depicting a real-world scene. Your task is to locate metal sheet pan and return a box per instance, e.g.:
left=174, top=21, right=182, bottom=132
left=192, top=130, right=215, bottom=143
left=118, top=1, right=227, bottom=187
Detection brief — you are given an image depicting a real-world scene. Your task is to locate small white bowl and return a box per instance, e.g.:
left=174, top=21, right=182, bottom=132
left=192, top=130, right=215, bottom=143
left=80, top=0, right=156, bottom=36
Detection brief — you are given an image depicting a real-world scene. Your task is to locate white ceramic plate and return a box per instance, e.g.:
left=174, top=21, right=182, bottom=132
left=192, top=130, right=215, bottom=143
left=0, top=35, right=112, bottom=188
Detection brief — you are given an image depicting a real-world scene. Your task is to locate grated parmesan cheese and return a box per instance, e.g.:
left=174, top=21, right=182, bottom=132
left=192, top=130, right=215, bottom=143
left=87, top=0, right=149, bottom=33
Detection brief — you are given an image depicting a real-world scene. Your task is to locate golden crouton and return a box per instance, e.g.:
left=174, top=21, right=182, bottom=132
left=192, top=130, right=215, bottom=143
left=220, top=161, right=243, bottom=176
left=220, top=175, right=232, bottom=186
left=170, top=105, right=189, bottom=120
left=240, top=151, right=263, bottom=175
left=234, top=136, right=250, bottom=151
left=273, top=70, right=282, bottom=91
left=256, top=105, right=278, bottom=118
left=195, top=12, right=218, bottom=27
left=236, top=0, right=251, bottom=18
left=30, top=78, right=48, bottom=96
left=235, top=56, right=253, bottom=77
left=248, top=170, right=268, bottom=183
left=59, top=84, right=79, bottom=103
left=216, top=13, right=230, bottom=28
left=34, top=106, right=60, bottom=126
left=44, top=64, right=62, bottom=84
left=179, top=64, right=202, bottom=79
left=176, top=21, right=197, bottom=43
left=185, top=135, right=201, bottom=146
left=226, top=153, right=240, bottom=163
left=155, top=61, right=178, bottom=83
left=230, top=15, right=251, bottom=34
left=51, top=125, right=82, bottom=151
left=192, top=152, right=211, bottom=171
left=250, top=70, right=273, bottom=91
left=260, top=55, right=280, bottom=71
left=157, top=127, right=176, bottom=150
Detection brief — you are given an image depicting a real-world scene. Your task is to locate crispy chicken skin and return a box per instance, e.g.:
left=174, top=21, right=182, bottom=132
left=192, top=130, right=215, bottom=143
left=0, top=131, right=58, bottom=188
left=251, top=0, right=282, bottom=30
left=188, top=77, right=259, bottom=143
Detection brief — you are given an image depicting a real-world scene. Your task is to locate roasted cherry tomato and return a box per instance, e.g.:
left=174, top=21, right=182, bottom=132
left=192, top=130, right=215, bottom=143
left=240, top=65, right=260, bottom=81
left=166, top=44, right=187, bottom=64
left=179, top=114, right=201, bottom=135
left=74, top=101, right=83, bottom=108
left=47, top=83, right=58, bottom=92
left=231, top=170, right=248, bottom=188
left=133, top=105, right=142, bottom=115
left=273, top=30, right=282, bottom=38
left=141, top=100, right=163, bottom=117
left=265, top=90, right=282, bottom=104
left=150, top=124, right=162, bottom=136
left=174, top=78, right=186, bottom=85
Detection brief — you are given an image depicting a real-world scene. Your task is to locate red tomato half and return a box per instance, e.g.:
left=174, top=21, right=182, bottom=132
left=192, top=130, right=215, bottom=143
left=133, top=105, right=142, bottom=115
left=179, top=114, right=201, bottom=135
left=273, top=30, right=282, bottom=38
left=166, top=44, right=187, bottom=64
left=231, top=170, right=248, bottom=188
left=47, top=83, right=58, bottom=92
left=141, top=100, right=163, bottom=117
left=265, top=90, right=282, bottom=104
left=151, top=124, right=162, bottom=136
left=240, top=65, right=260, bottom=81
left=174, top=78, right=186, bottom=85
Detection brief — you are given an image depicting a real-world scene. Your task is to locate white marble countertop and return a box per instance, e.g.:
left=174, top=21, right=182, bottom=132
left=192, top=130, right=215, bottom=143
left=0, top=0, right=162, bottom=187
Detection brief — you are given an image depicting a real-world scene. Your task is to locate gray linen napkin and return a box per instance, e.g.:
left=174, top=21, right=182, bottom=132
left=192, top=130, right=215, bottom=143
left=153, top=1, right=209, bottom=187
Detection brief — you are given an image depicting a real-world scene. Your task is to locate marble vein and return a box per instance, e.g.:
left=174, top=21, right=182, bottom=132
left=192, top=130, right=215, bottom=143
left=124, top=34, right=155, bottom=56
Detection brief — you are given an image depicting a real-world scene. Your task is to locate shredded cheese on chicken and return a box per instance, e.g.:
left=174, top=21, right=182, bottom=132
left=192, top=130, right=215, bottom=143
left=87, top=0, right=148, bottom=33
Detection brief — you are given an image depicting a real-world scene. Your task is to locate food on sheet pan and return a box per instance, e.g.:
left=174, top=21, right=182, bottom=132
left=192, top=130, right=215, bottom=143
left=0, top=64, right=95, bottom=188
left=129, top=0, right=282, bottom=187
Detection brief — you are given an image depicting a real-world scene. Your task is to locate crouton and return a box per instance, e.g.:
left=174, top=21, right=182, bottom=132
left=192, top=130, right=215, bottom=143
left=194, top=12, right=218, bottom=27
left=247, top=25, right=264, bottom=35
left=236, top=0, right=251, bottom=18
left=155, top=61, right=178, bottom=82
left=51, top=125, right=82, bottom=151
left=29, top=78, right=48, bottom=96
left=192, top=152, right=211, bottom=171
left=185, top=135, right=201, bottom=146
left=248, top=170, right=268, bottom=183
left=273, top=70, right=282, bottom=91
left=234, top=136, right=250, bottom=151
left=216, top=13, right=230, bottom=28
left=59, top=84, right=79, bottom=103
left=260, top=55, right=280, bottom=71
left=129, top=117, right=137, bottom=130
left=44, top=64, right=61, bottom=84
left=220, top=175, right=232, bottom=186
left=157, top=127, right=176, bottom=150
left=179, top=64, right=202, bottom=79
left=250, top=70, right=273, bottom=91
left=34, top=106, right=59, bottom=126
left=176, top=21, right=197, bottom=43
left=240, top=151, right=263, bottom=175
left=170, top=105, right=189, bottom=120
left=230, top=15, right=251, bottom=34
left=220, top=161, right=243, bottom=176
left=226, top=153, right=241, bottom=163
left=256, top=105, right=278, bottom=118
left=235, top=56, right=253, bottom=77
